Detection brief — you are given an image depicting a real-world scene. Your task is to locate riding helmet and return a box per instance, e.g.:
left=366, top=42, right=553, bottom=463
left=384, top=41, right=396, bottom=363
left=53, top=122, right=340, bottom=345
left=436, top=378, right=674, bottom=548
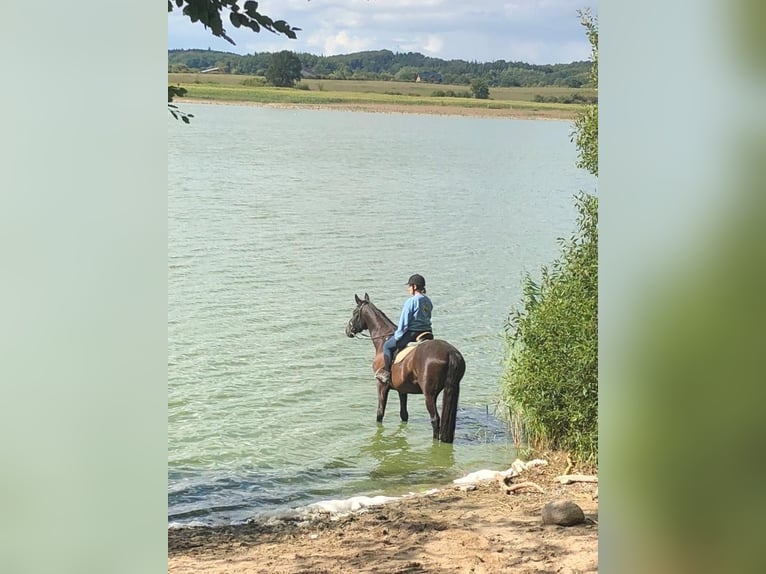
left=406, top=274, right=426, bottom=289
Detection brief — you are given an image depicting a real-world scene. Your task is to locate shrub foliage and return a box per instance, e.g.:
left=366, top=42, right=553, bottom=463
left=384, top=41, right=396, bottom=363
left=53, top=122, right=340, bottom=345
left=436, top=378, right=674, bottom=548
left=572, top=10, right=598, bottom=176
left=500, top=9, right=599, bottom=465
left=501, top=192, right=598, bottom=463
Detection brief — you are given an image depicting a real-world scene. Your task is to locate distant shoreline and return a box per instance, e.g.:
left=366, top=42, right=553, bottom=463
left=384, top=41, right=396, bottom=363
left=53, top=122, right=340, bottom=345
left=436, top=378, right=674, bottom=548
left=175, top=98, right=576, bottom=121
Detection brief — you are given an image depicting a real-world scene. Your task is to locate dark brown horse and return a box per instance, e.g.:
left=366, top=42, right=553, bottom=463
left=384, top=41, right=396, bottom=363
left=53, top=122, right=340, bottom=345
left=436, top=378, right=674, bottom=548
left=345, top=293, right=466, bottom=443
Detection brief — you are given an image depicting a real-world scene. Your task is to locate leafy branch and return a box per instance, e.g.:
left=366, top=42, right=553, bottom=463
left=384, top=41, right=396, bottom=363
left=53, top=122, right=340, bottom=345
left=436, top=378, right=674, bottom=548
left=168, top=86, right=194, bottom=123
left=167, top=0, right=300, bottom=45
left=168, top=1, right=300, bottom=122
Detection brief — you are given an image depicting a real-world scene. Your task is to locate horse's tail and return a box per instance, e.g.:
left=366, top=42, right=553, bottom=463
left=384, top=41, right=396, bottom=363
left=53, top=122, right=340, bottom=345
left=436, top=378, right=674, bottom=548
left=439, top=347, right=465, bottom=443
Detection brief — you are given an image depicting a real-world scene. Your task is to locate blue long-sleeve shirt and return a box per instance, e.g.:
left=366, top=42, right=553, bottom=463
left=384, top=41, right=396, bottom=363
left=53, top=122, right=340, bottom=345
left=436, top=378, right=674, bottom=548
left=394, top=293, right=433, bottom=340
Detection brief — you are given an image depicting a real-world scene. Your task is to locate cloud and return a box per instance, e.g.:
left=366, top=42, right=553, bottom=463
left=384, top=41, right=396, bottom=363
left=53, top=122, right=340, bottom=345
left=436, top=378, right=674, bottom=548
left=168, top=0, right=598, bottom=64
left=422, top=35, right=445, bottom=56
left=315, top=30, right=373, bottom=56
left=397, top=34, right=445, bottom=57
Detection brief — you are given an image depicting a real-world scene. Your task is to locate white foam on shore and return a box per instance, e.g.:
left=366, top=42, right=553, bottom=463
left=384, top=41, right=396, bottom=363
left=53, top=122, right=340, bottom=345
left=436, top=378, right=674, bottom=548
left=295, top=459, right=548, bottom=520
left=293, top=489, right=445, bottom=521
left=168, top=460, right=548, bottom=528
left=452, top=458, right=548, bottom=486
left=305, top=494, right=408, bottom=515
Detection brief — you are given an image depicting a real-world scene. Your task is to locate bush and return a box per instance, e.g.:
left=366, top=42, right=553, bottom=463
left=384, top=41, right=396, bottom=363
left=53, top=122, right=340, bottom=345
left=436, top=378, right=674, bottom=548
left=533, top=93, right=598, bottom=104
left=241, top=77, right=266, bottom=87
left=501, top=192, right=598, bottom=463
left=431, top=90, right=472, bottom=98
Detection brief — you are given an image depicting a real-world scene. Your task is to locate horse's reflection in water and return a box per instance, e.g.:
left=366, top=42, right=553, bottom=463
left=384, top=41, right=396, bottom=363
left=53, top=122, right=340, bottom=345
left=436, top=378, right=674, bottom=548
left=362, top=424, right=456, bottom=480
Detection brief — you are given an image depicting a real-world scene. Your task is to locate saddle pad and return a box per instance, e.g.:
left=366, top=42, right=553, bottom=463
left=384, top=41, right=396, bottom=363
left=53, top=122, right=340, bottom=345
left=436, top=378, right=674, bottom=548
left=393, top=343, right=419, bottom=364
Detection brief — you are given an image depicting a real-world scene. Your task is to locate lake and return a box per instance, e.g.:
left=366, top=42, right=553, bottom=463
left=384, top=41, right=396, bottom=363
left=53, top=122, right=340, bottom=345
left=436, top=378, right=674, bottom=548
left=168, top=103, right=595, bottom=526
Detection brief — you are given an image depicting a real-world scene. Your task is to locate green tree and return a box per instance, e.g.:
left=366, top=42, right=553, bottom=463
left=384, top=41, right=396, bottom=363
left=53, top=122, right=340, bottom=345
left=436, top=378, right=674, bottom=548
left=265, top=51, right=303, bottom=87
left=572, top=10, right=598, bottom=177
left=394, top=66, right=419, bottom=82
left=501, top=11, right=599, bottom=464
left=470, top=77, right=490, bottom=99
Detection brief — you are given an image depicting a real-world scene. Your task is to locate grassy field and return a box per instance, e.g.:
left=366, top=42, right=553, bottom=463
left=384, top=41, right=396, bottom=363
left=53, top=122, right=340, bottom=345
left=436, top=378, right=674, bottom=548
left=168, top=73, right=594, bottom=114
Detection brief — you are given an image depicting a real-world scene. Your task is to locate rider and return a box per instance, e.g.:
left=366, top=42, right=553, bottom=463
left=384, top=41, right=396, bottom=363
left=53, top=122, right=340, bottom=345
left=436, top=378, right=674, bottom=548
left=376, top=274, right=433, bottom=385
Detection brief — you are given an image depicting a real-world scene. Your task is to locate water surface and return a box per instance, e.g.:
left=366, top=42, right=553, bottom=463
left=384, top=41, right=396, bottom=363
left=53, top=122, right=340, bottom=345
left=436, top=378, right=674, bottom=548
left=168, top=103, right=595, bottom=526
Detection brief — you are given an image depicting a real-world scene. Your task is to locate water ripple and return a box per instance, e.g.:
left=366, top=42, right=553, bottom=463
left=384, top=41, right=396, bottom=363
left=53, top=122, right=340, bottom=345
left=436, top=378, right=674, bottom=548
left=168, top=104, right=595, bottom=525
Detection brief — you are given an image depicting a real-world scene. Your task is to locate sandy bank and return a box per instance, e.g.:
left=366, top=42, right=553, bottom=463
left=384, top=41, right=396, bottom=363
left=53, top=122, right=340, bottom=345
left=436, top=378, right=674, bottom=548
left=175, top=99, right=577, bottom=121
left=168, top=453, right=598, bottom=573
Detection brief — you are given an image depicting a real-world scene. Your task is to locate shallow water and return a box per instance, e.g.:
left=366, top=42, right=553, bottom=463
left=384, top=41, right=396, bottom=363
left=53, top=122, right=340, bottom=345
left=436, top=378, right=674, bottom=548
left=168, top=103, right=595, bottom=526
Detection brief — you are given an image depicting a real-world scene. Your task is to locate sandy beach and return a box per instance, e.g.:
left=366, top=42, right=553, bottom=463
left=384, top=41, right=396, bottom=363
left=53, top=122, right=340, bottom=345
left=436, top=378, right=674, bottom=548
left=168, top=453, right=598, bottom=573
left=175, top=99, right=578, bottom=121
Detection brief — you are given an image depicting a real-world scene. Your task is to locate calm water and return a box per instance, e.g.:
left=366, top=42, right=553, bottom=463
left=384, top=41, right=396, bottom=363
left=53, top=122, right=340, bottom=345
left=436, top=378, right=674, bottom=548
left=168, top=103, right=595, bottom=526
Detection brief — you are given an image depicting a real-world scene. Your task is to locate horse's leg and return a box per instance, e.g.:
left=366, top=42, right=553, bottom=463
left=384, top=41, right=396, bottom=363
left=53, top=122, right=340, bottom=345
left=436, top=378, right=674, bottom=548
left=376, top=381, right=390, bottom=423
left=424, top=393, right=440, bottom=439
left=398, top=392, right=409, bottom=422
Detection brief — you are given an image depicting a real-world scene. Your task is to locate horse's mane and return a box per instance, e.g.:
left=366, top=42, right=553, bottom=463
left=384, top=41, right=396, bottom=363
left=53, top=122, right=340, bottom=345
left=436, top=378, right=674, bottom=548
left=365, top=300, right=395, bottom=329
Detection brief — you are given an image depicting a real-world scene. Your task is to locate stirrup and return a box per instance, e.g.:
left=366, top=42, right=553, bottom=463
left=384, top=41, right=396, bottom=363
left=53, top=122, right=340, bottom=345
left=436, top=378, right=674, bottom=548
left=375, top=369, right=391, bottom=385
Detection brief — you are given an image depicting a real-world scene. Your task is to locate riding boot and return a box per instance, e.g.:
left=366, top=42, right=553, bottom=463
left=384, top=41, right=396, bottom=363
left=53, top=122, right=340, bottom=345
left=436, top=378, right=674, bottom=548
left=375, top=369, right=391, bottom=385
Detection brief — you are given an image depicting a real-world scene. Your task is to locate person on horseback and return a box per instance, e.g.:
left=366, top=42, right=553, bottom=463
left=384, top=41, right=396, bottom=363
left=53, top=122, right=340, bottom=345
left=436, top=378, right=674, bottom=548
left=376, top=274, right=433, bottom=385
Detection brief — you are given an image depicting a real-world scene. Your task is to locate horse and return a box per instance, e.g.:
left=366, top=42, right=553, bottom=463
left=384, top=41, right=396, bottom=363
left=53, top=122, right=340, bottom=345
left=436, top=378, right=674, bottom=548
left=345, top=293, right=466, bottom=443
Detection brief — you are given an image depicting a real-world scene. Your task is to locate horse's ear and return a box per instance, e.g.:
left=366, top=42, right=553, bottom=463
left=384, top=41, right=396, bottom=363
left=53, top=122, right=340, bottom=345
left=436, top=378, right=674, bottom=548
left=355, top=294, right=362, bottom=305
left=364, top=293, right=369, bottom=302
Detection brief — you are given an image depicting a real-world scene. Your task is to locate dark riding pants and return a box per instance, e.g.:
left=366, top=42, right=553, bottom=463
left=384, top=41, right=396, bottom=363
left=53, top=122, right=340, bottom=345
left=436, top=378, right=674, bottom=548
left=383, top=331, right=423, bottom=370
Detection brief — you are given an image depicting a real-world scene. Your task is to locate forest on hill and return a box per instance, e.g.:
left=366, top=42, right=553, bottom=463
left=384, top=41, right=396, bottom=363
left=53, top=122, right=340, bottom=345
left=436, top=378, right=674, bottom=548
left=168, top=48, right=593, bottom=88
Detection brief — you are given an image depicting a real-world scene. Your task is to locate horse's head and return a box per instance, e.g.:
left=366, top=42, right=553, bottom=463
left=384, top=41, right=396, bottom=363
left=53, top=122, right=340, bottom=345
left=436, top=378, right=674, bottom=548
left=345, top=293, right=371, bottom=337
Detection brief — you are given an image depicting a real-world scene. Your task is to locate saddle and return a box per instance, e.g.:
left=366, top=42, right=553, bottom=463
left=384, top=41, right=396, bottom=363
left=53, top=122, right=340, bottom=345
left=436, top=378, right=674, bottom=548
left=392, top=332, right=434, bottom=365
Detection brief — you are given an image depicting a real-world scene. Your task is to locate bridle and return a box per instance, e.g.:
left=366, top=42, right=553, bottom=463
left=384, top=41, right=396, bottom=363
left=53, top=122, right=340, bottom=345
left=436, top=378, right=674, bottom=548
left=348, top=303, right=393, bottom=341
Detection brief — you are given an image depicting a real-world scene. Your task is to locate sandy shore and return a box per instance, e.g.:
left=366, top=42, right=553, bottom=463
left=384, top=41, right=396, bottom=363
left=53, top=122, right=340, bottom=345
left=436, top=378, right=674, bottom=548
left=168, top=453, right=598, bottom=573
left=175, top=99, right=577, bottom=121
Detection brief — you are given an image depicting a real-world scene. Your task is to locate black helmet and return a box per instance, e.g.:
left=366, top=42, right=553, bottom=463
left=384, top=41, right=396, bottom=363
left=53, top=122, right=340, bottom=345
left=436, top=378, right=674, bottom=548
left=406, top=274, right=426, bottom=289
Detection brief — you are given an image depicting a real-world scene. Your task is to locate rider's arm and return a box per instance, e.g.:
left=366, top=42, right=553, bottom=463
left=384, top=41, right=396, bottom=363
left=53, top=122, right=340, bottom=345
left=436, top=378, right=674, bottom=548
left=394, top=298, right=414, bottom=340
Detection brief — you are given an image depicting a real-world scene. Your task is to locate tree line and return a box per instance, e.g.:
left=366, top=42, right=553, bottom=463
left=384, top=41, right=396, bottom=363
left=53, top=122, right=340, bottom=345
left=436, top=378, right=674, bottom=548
left=168, top=48, right=593, bottom=88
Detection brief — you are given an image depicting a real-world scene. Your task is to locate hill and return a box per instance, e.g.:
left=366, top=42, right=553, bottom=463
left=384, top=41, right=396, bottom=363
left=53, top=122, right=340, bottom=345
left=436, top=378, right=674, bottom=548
left=168, top=48, right=593, bottom=88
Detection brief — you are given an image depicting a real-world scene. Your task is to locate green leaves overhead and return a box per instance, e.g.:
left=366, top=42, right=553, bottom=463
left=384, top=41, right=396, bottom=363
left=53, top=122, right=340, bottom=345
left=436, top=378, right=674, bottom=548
left=168, top=86, right=194, bottom=123
left=167, top=85, right=187, bottom=103
left=168, top=0, right=300, bottom=45
left=168, top=104, right=194, bottom=124
left=168, top=1, right=300, bottom=122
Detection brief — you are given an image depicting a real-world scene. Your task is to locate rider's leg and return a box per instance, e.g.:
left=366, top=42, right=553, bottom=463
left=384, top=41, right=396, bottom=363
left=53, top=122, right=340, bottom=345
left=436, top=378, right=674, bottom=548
left=377, top=335, right=398, bottom=384
left=378, top=333, right=419, bottom=384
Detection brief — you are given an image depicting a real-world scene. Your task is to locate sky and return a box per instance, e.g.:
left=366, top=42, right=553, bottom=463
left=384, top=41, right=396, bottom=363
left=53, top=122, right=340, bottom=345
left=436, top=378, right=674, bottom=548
left=168, top=1, right=598, bottom=65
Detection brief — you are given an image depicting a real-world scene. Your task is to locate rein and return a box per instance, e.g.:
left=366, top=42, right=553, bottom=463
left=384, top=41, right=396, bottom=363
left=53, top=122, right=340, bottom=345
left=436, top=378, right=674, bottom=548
left=354, top=332, right=390, bottom=342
